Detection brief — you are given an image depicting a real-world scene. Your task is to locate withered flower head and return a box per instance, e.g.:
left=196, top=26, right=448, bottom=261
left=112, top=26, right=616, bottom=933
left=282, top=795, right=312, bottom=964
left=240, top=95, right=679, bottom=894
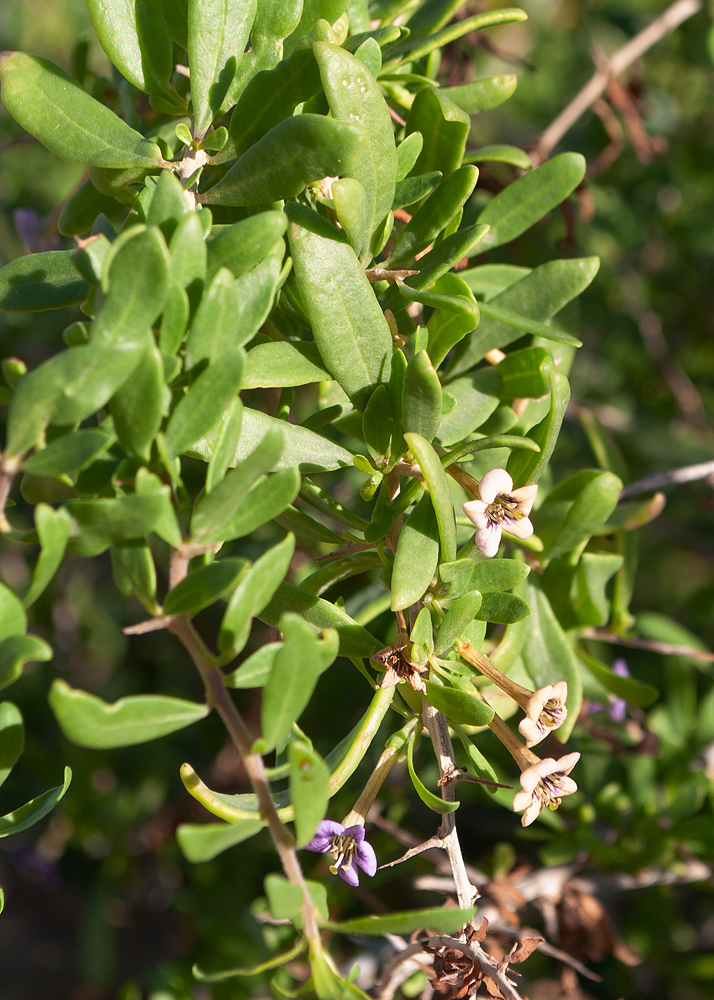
left=372, top=638, right=428, bottom=693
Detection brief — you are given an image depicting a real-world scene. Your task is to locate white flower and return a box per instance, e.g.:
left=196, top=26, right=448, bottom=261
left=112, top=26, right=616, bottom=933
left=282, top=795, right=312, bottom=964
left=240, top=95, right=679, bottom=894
left=512, top=752, right=580, bottom=827
left=462, top=468, right=537, bottom=558
left=518, top=681, right=569, bottom=749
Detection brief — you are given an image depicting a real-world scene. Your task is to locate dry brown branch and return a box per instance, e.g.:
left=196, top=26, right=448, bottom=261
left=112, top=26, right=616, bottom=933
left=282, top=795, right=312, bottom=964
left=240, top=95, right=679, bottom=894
left=620, top=459, right=714, bottom=498
left=534, top=0, right=702, bottom=162
left=582, top=629, right=714, bottom=663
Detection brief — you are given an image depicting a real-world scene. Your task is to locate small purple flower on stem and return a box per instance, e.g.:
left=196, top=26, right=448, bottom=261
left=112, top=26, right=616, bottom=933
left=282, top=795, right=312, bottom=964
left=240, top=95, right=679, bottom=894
left=589, top=659, right=629, bottom=722
left=305, top=820, right=377, bottom=887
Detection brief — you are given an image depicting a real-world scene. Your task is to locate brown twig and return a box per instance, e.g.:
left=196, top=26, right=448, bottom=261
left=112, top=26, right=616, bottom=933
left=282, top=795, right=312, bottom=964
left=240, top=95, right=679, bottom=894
left=619, top=459, right=714, bottom=498
left=166, top=550, right=321, bottom=947
left=534, top=0, right=702, bottom=162
left=582, top=629, right=714, bottom=663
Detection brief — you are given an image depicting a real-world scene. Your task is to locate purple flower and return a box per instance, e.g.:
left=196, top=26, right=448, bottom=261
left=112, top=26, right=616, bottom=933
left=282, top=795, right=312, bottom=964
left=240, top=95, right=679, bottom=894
left=462, top=468, right=537, bottom=558
left=305, top=820, right=377, bottom=887
left=589, top=659, right=629, bottom=722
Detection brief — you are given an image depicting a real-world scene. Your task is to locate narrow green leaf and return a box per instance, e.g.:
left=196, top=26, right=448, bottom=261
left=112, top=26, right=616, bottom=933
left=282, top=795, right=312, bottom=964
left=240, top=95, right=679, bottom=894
left=476, top=153, right=586, bottom=253
left=86, top=0, right=176, bottom=97
left=579, top=649, right=658, bottom=708
left=261, top=614, right=337, bottom=752
left=188, top=0, right=257, bottom=137
left=463, top=144, right=532, bottom=169
left=22, top=429, right=113, bottom=477
left=315, top=41, right=398, bottom=259
left=201, top=115, right=366, bottom=206
left=206, top=211, right=287, bottom=280
left=110, top=340, right=164, bottom=460
left=289, top=741, right=330, bottom=847
left=443, top=74, right=517, bottom=114
left=478, top=301, right=581, bottom=348
left=385, top=8, right=527, bottom=68
left=65, top=485, right=177, bottom=557
left=0, top=766, right=72, bottom=839
left=0, top=703, right=24, bottom=788
left=507, top=370, right=570, bottom=485
left=146, top=169, right=188, bottom=241
left=0, top=251, right=88, bottom=313
left=169, top=213, right=207, bottom=311
left=286, top=204, right=392, bottom=408
left=206, top=468, right=301, bottom=541
left=192, top=940, right=305, bottom=982
left=164, top=349, right=244, bottom=457
left=224, top=642, right=280, bottom=688
left=163, top=558, right=248, bottom=616
left=58, top=178, right=119, bottom=237
left=7, top=344, right=142, bottom=457
left=405, top=432, right=457, bottom=564
left=0, top=53, right=162, bottom=167
left=405, top=87, right=470, bottom=177
left=390, top=492, right=440, bottom=612
left=259, top=584, right=381, bottom=659
left=388, top=165, right=478, bottom=267
left=475, top=592, right=531, bottom=624
left=219, top=535, right=296, bottom=657
left=402, top=351, right=442, bottom=444
left=49, top=679, right=209, bottom=748
left=328, top=906, right=476, bottom=937
left=521, top=580, right=582, bottom=742
left=0, top=582, right=27, bottom=638
left=575, top=552, right=623, bottom=626
left=110, top=539, right=158, bottom=609
left=333, top=177, right=369, bottom=260
left=395, top=130, right=423, bottom=180
left=424, top=680, right=494, bottom=727
left=434, top=592, right=483, bottom=656
left=470, top=559, right=530, bottom=594
left=194, top=424, right=284, bottom=534
left=243, top=342, right=330, bottom=389
left=406, top=728, right=459, bottom=814
left=176, top=817, right=265, bottom=863
left=0, top=634, right=53, bottom=691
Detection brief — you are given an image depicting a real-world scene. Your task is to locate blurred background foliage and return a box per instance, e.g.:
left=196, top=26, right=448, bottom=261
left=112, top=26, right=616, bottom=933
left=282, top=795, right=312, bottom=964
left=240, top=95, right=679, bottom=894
left=1, top=1, right=714, bottom=998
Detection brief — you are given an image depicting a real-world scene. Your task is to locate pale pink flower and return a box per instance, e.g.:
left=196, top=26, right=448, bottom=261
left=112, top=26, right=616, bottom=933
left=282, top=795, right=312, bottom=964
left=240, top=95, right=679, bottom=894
left=518, top=681, right=569, bottom=749
left=512, top=752, right=580, bottom=827
left=462, top=468, right=537, bottom=558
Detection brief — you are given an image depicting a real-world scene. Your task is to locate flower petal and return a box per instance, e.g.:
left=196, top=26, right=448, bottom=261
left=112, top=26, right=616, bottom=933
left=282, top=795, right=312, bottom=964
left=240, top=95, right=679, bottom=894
left=509, top=484, right=538, bottom=515
left=479, top=468, right=513, bottom=504
left=502, top=515, right=534, bottom=540
left=518, top=717, right=546, bottom=748
left=462, top=499, right=488, bottom=527
left=556, top=752, right=581, bottom=776
left=305, top=820, right=344, bottom=853
left=356, top=840, right=377, bottom=877
left=339, top=862, right=360, bottom=887
left=343, top=824, right=365, bottom=844
left=476, top=523, right=502, bottom=558
left=512, top=789, right=532, bottom=812
left=521, top=798, right=543, bottom=827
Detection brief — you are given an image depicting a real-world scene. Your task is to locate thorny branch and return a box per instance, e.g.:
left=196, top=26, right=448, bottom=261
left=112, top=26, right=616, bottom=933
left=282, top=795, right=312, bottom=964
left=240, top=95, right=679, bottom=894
left=533, top=0, right=702, bottom=162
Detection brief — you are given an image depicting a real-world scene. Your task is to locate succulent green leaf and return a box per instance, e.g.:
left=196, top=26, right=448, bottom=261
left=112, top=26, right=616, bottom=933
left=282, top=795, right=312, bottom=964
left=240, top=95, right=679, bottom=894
left=434, top=591, right=483, bottom=656
left=169, top=213, right=207, bottom=311
left=259, top=584, right=381, bottom=658
left=425, top=679, right=494, bottom=728
left=0, top=634, right=52, bottom=691
left=86, top=0, right=176, bottom=97
left=287, top=204, right=392, bottom=408
left=65, top=481, right=177, bottom=557
left=191, top=427, right=284, bottom=543
left=476, top=153, right=585, bottom=253
left=463, top=144, right=532, bottom=169
left=110, top=339, right=164, bottom=460
left=0, top=251, right=89, bottom=313
left=201, top=115, right=366, bottom=206
left=395, top=130, right=423, bottom=180
left=0, top=53, right=162, bottom=167
left=405, top=87, right=470, bottom=177
left=475, top=592, right=531, bottom=624
left=443, top=74, right=518, bottom=114
left=110, top=539, right=158, bottom=609
left=0, top=766, right=72, bottom=839
left=243, top=342, right=330, bottom=389
left=470, top=559, right=530, bottom=594
left=575, top=552, right=624, bottom=627
left=507, top=370, right=570, bottom=485
left=164, top=558, right=247, bottom=616
left=388, top=166, right=478, bottom=267
left=390, top=492, right=439, bottom=612
left=22, top=429, right=113, bottom=478
left=22, top=505, right=72, bottom=609
left=406, top=727, right=459, bottom=814
left=289, top=741, right=330, bottom=847
left=329, top=906, right=476, bottom=937
left=219, top=534, right=295, bottom=658
left=49, top=680, right=209, bottom=748
left=164, top=349, right=244, bottom=458
left=405, top=432, right=457, bottom=564
left=224, top=642, right=280, bottom=688
left=206, top=211, right=287, bottom=281
left=332, top=177, right=369, bottom=260
left=579, top=649, right=658, bottom=708
left=521, top=580, right=582, bottom=741
left=0, top=703, right=24, bottom=788
left=188, top=0, right=257, bottom=138
left=261, top=613, right=338, bottom=752
left=314, top=41, right=398, bottom=259
left=177, top=817, right=265, bottom=863
left=537, top=469, right=622, bottom=558
left=402, top=351, right=442, bottom=444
